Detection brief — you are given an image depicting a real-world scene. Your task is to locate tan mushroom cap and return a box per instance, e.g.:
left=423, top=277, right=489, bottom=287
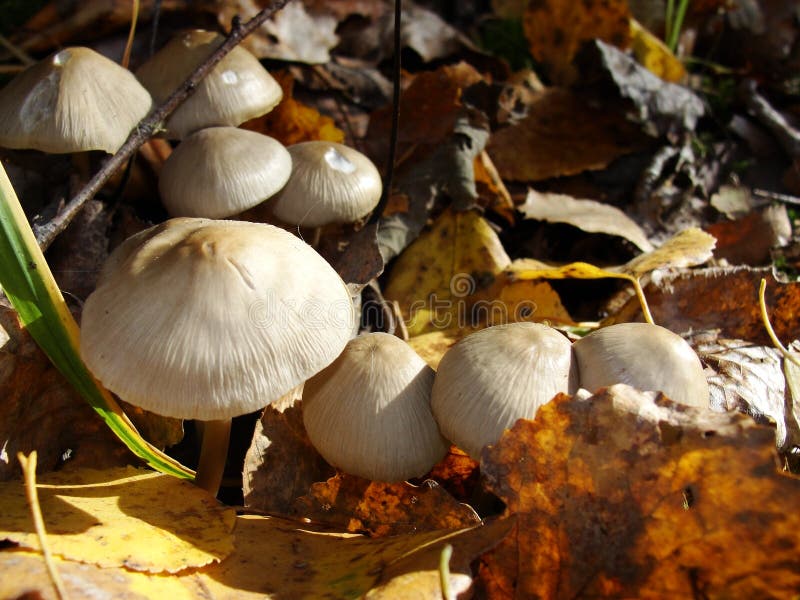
left=136, top=29, right=283, bottom=139
left=159, top=127, right=291, bottom=218
left=431, top=322, right=578, bottom=460
left=269, top=141, right=382, bottom=228
left=0, top=47, right=152, bottom=153
left=572, top=322, right=710, bottom=409
left=302, top=332, right=448, bottom=482
left=80, top=218, right=355, bottom=421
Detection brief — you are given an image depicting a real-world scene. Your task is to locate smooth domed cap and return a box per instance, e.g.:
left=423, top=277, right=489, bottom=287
left=80, top=218, right=355, bottom=420
left=572, top=322, right=710, bottom=409
left=302, top=332, right=448, bottom=482
left=269, top=141, right=382, bottom=227
left=159, top=127, right=291, bottom=218
left=431, top=322, right=578, bottom=460
left=0, top=47, right=152, bottom=153
left=136, top=29, right=283, bottom=139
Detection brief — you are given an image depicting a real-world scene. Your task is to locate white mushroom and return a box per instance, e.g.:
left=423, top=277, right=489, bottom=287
left=431, top=322, right=578, bottom=460
left=80, top=217, right=355, bottom=493
left=136, top=29, right=283, bottom=139
left=572, top=322, right=710, bottom=409
left=302, top=332, right=448, bottom=482
left=0, top=47, right=152, bottom=153
left=269, top=141, right=382, bottom=228
left=159, top=127, right=292, bottom=218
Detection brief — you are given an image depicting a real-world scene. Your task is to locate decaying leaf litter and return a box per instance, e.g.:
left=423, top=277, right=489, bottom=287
left=1, top=0, right=800, bottom=596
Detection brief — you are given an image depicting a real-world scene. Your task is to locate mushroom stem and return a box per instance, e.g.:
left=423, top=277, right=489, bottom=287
left=310, top=226, right=322, bottom=248
left=194, top=418, right=232, bottom=496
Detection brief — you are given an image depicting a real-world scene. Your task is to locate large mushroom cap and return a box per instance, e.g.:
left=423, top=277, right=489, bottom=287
left=269, top=141, right=382, bottom=228
left=136, top=29, right=283, bottom=139
left=302, top=332, right=448, bottom=482
left=0, top=47, right=152, bottom=153
left=572, top=322, right=710, bottom=409
left=80, top=218, right=355, bottom=420
left=431, top=322, right=577, bottom=460
left=159, top=127, right=292, bottom=218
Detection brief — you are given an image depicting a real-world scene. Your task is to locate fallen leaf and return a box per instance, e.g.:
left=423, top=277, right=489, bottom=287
left=383, top=209, right=511, bottom=336
left=293, top=474, right=481, bottom=537
left=0, top=303, right=132, bottom=481
left=0, top=466, right=235, bottom=573
left=243, top=404, right=334, bottom=515
left=519, top=188, right=654, bottom=252
left=486, top=87, right=649, bottom=182
left=623, top=227, right=716, bottom=276
left=242, top=70, right=345, bottom=146
left=577, top=40, right=705, bottom=136
left=219, top=0, right=339, bottom=64
left=407, top=329, right=473, bottom=369
left=629, top=18, right=687, bottom=83
left=699, top=336, right=800, bottom=449
left=522, top=0, right=631, bottom=84
left=1, top=513, right=511, bottom=599
left=477, top=385, right=800, bottom=597
left=611, top=266, right=800, bottom=343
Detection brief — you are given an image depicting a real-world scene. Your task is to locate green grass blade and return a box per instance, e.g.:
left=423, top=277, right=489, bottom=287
left=0, top=161, right=193, bottom=479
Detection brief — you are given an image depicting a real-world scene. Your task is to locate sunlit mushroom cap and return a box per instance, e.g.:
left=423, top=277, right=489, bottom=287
left=431, top=322, right=578, bottom=460
left=159, top=127, right=291, bottom=218
left=269, top=141, right=382, bottom=227
left=0, top=47, right=152, bottom=153
left=136, top=29, right=283, bottom=139
left=572, top=322, right=710, bottom=408
left=80, top=218, right=355, bottom=420
left=302, top=332, right=448, bottom=482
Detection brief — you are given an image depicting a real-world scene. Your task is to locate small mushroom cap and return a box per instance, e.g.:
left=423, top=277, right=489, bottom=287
left=0, top=47, right=152, bottom=153
left=159, top=127, right=292, bottom=218
left=302, top=332, right=448, bottom=482
left=136, top=29, right=283, bottom=139
left=269, top=141, right=382, bottom=227
left=80, top=218, right=355, bottom=421
left=431, top=322, right=577, bottom=460
left=572, top=322, right=710, bottom=408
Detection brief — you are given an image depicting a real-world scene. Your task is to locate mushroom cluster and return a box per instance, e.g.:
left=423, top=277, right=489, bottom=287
left=430, top=321, right=709, bottom=460
left=80, top=217, right=355, bottom=494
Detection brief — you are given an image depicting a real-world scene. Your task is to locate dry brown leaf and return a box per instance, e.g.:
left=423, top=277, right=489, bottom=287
left=486, top=87, right=649, bottom=182
left=523, top=0, right=631, bottom=85
left=425, top=446, right=481, bottom=506
left=293, top=474, right=481, bottom=537
left=243, top=404, right=334, bottom=515
left=519, top=188, right=653, bottom=252
left=0, top=466, right=235, bottom=573
left=611, top=266, right=800, bottom=343
left=477, top=385, right=800, bottom=597
left=241, top=70, right=345, bottom=146
left=0, top=303, right=132, bottom=481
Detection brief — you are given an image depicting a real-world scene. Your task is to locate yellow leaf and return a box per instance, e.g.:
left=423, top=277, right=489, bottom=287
left=623, top=227, right=716, bottom=276
left=629, top=18, right=687, bottom=83
left=384, top=209, right=511, bottom=336
left=0, top=466, right=235, bottom=573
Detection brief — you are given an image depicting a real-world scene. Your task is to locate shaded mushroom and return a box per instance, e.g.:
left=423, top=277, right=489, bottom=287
left=159, top=127, right=292, bottom=218
left=302, top=332, right=448, bottom=482
left=80, top=218, right=355, bottom=494
left=136, top=29, right=282, bottom=139
left=572, top=322, right=710, bottom=408
left=269, top=141, right=382, bottom=230
left=0, top=47, right=152, bottom=153
left=431, top=322, right=578, bottom=460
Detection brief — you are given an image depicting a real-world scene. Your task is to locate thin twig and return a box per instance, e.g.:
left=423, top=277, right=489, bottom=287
left=0, top=33, right=35, bottom=66
left=18, top=451, right=67, bottom=600
left=33, top=0, right=293, bottom=250
left=368, top=0, right=402, bottom=225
